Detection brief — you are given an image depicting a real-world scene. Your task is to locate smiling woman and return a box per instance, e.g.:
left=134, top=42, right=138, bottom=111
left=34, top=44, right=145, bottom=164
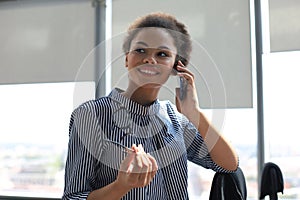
left=62, top=12, right=238, bottom=200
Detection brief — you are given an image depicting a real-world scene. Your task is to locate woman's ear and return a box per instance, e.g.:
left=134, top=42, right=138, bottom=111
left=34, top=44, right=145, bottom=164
left=171, top=60, right=178, bottom=76
left=171, top=66, right=178, bottom=76
left=125, top=53, right=129, bottom=67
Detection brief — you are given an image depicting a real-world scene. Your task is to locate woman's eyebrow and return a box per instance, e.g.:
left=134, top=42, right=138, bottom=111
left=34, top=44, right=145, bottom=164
left=134, top=41, right=171, bottom=50
left=135, top=41, right=148, bottom=47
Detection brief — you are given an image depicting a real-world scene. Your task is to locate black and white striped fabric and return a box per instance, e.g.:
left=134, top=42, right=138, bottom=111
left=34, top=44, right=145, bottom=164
left=62, top=88, right=231, bottom=200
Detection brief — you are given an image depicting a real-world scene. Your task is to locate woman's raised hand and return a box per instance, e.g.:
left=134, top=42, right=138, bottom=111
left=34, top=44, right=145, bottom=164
left=116, top=144, right=158, bottom=190
left=175, top=60, right=200, bottom=115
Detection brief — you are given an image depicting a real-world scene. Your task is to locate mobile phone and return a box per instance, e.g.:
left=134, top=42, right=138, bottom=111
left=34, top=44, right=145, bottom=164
left=179, top=77, right=188, bottom=100
left=173, top=60, right=188, bottom=100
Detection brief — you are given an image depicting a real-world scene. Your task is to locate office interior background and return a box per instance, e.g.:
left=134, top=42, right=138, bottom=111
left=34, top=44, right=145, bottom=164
left=0, top=0, right=299, bottom=199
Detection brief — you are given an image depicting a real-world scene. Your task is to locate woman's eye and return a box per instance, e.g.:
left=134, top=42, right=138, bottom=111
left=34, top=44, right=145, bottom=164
left=158, top=51, right=169, bottom=57
left=134, top=48, right=145, bottom=53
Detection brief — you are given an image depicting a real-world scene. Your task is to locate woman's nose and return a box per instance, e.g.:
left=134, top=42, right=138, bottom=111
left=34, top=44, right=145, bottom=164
left=143, top=54, right=157, bottom=64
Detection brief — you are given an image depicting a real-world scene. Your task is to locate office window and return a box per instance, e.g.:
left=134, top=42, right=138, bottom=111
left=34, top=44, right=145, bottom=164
left=0, top=82, right=94, bottom=198
left=263, top=51, right=300, bottom=199
left=188, top=108, right=258, bottom=199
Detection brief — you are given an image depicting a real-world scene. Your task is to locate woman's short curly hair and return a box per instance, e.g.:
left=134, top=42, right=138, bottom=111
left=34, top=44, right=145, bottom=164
left=122, top=12, right=192, bottom=66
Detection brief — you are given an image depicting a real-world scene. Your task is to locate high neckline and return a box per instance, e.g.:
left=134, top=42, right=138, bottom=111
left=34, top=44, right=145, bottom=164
left=108, top=88, right=160, bottom=116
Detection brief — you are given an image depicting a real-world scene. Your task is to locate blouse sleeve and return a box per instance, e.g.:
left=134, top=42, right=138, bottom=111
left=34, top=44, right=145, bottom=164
left=184, top=122, right=234, bottom=173
left=164, top=101, right=233, bottom=173
left=62, top=103, right=103, bottom=199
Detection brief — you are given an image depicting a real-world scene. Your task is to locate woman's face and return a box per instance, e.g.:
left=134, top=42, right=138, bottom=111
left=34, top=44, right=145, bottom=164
left=125, top=28, right=177, bottom=89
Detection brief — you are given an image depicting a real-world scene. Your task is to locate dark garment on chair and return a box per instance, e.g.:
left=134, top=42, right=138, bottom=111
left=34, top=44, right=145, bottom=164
left=209, top=167, right=247, bottom=200
left=259, top=162, right=284, bottom=200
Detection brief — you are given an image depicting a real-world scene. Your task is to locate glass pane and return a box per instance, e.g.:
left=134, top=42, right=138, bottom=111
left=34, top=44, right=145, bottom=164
left=0, top=82, right=94, bottom=198
left=263, top=51, right=300, bottom=199
left=269, top=0, right=300, bottom=52
left=188, top=108, right=258, bottom=199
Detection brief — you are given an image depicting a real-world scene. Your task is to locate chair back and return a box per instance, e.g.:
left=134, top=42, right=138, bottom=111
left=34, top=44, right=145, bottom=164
left=259, top=162, right=284, bottom=200
left=209, top=167, right=247, bottom=200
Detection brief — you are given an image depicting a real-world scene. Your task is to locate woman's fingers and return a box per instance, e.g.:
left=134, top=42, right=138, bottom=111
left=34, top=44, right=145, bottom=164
left=136, top=152, right=151, bottom=186
left=147, top=153, right=158, bottom=173
left=131, top=145, right=151, bottom=186
left=146, top=153, right=158, bottom=184
left=120, top=150, right=135, bottom=173
left=177, top=61, right=194, bottom=77
left=119, top=144, right=158, bottom=188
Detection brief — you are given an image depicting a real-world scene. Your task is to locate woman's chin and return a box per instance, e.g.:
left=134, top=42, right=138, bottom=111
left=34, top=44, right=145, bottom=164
left=139, top=83, right=162, bottom=89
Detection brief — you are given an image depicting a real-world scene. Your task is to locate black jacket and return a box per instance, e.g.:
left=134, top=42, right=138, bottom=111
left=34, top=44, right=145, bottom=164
left=209, top=167, right=247, bottom=200
left=259, top=162, right=284, bottom=200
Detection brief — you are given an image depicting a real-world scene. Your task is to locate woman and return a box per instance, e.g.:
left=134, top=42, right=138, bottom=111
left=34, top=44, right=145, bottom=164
left=63, top=12, right=238, bottom=200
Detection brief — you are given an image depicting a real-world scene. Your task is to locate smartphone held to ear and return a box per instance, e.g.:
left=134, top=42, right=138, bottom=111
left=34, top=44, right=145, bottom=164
left=179, top=76, right=188, bottom=100
left=174, top=60, right=188, bottom=100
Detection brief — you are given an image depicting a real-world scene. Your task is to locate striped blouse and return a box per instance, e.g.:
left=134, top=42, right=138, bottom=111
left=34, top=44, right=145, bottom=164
left=62, top=88, right=230, bottom=200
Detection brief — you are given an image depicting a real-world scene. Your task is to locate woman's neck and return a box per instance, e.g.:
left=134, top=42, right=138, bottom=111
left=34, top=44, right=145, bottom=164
left=122, top=86, right=159, bottom=106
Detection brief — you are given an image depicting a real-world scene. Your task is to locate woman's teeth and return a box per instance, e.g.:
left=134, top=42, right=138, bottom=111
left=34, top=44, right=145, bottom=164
left=139, top=69, right=158, bottom=75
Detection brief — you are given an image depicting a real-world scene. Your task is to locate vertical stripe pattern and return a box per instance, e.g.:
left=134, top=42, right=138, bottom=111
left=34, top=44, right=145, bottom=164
left=62, top=88, right=232, bottom=200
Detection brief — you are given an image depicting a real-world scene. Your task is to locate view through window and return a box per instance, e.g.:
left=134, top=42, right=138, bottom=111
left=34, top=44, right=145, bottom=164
left=188, top=108, right=258, bottom=199
left=0, top=82, right=94, bottom=198
left=263, top=51, right=300, bottom=199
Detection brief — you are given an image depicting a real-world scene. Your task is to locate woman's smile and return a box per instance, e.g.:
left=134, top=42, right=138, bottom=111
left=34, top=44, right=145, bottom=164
left=137, top=65, right=160, bottom=76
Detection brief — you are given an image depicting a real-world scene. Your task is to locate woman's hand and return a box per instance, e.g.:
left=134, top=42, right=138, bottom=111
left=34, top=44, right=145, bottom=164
left=87, top=145, right=157, bottom=200
left=115, top=144, right=158, bottom=191
left=174, top=62, right=238, bottom=172
left=175, top=61, right=200, bottom=118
